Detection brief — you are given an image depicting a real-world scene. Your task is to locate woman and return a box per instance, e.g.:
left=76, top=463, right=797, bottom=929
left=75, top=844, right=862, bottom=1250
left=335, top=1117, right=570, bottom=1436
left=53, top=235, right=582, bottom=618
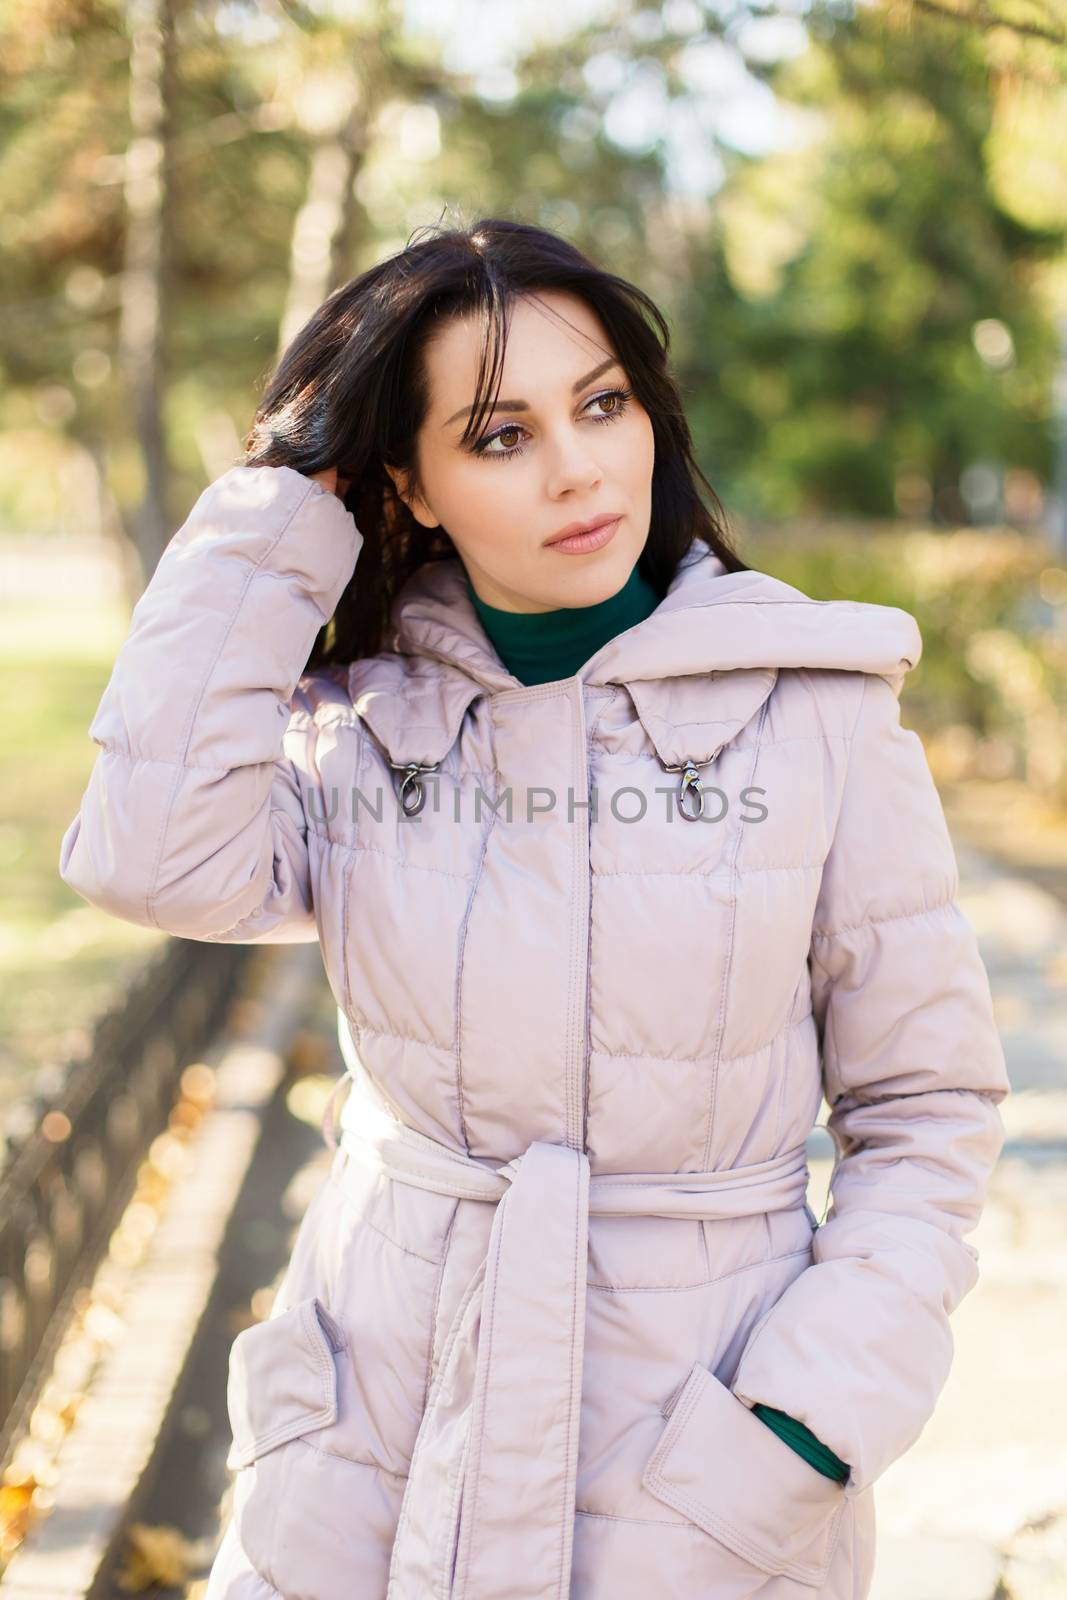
left=59, top=217, right=1010, bottom=1600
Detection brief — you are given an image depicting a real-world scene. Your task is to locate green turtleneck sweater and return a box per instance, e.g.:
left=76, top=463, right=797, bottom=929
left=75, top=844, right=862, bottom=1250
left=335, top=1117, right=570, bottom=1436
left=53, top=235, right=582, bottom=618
left=464, top=559, right=664, bottom=686
left=463, top=557, right=851, bottom=1488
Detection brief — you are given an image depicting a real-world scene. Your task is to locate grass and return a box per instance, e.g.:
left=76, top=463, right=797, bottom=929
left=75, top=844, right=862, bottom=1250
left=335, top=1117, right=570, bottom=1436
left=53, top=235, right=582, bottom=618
left=0, top=597, right=163, bottom=1106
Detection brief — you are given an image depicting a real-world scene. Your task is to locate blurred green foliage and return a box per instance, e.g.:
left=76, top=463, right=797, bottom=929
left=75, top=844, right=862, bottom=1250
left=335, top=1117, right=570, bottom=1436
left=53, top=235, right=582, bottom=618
left=0, top=0, right=1065, bottom=532
left=749, top=523, right=1067, bottom=802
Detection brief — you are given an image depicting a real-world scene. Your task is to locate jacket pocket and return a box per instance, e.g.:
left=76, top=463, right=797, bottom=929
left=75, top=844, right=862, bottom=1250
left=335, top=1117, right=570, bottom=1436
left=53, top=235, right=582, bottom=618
left=223, top=1292, right=407, bottom=1600
left=642, top=1360, right=847, bottom=1588
left=225, top=1294, right=348, bottom=1471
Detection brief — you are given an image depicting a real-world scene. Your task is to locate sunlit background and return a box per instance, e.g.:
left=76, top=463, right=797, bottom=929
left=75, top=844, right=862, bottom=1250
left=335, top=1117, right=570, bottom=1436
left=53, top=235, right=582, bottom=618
left=1, top=0, right=1066, bottom=1594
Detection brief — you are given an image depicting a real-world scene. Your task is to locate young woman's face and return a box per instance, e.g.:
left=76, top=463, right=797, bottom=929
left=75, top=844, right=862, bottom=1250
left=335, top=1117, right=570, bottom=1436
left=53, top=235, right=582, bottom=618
left=388, top=290, right=655, bottom=613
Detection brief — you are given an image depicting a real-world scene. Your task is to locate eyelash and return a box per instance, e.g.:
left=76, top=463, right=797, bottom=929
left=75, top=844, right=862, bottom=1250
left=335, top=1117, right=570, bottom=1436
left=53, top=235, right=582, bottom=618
left=471, top=387, right=634, bottom=463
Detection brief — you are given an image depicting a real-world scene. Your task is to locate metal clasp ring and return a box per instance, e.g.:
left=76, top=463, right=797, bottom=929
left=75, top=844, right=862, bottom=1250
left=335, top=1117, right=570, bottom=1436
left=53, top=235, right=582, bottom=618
left=676, top=761, right=705, bottom=822
left=659, top=754, right=718, bottom=822
left=389, top=759, right=440, bottom=818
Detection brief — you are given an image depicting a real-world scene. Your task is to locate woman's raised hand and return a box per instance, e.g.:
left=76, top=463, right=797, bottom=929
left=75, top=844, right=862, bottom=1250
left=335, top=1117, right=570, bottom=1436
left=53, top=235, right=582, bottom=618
left=309, top=466, right=353, bottom=499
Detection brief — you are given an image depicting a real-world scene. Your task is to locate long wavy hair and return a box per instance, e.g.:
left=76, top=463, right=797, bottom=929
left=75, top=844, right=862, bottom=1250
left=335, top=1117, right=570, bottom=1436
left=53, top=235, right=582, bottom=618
left=245, top=214, right=748, bottom=669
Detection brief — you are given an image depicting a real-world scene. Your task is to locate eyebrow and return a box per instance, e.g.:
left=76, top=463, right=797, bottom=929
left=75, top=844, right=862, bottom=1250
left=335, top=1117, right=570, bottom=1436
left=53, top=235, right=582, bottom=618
left=442, top=356, right=623, bottom=429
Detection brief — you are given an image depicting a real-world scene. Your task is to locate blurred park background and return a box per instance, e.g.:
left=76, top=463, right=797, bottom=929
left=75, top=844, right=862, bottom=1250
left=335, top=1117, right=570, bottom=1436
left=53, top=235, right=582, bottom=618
left=1, top=0, right=1067, bottom=1595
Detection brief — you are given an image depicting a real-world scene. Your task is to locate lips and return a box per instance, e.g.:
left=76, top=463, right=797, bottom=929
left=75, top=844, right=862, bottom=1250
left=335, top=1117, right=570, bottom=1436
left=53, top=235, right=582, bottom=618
left=544, top=514, right=622, bottom=547
left=543, top=517, right=621, bottom=556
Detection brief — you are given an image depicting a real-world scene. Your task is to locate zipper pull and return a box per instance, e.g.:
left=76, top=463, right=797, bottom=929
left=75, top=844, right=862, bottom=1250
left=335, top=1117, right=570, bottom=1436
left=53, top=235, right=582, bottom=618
left=389, top=759, right=440, bottom=818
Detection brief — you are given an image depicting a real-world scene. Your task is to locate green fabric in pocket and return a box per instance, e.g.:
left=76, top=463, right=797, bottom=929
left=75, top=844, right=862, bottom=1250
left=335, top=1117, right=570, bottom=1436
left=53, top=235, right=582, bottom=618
left=751, top=1403, right=850, bottom=1482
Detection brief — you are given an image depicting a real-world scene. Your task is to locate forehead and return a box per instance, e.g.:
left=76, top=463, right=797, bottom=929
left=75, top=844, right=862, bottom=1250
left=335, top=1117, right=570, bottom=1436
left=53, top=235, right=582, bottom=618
left=424, top=291, right=615, bottom=405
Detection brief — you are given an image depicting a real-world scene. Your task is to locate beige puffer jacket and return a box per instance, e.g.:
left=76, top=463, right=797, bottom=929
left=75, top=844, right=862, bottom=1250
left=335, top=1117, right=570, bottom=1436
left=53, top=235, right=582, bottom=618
left=59, top=464, right=1010, bottom=1600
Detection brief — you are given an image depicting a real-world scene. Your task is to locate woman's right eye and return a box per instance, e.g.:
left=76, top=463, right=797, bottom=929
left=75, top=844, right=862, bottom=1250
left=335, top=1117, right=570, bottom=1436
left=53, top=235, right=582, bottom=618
left=473, top=423, right=530, bottom=462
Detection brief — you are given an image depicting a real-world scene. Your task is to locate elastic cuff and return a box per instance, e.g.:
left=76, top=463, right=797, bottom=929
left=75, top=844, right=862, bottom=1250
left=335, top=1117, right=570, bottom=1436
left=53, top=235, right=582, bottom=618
left=751, top=1402, right=850, bottom=1482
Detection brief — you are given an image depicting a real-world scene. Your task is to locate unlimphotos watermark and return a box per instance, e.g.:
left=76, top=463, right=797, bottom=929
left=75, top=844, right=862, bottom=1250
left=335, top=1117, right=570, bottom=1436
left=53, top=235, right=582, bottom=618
left=307, top=777, right=769, bottom=826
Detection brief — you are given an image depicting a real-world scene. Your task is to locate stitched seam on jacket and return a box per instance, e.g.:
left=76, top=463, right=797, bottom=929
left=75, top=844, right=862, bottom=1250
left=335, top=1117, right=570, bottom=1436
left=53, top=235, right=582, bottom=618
left=304, top=833, right=475, bottom=881
left=721, top=1010, right=815, bottom=1068
left=592, top=863, right=823, bottom=880
left=332, top=1189, right=442, bottom=1266
left=94, top=743, right=260, bottom=775
left=806, top=670, right=877, bottom=949
left=454, top=1177, right=507, bottom=1589
left=863, top=1086, right=1003, bottom=1107
left=774, top=1033, right=792, bottom=1152
left=170, top=479, right=312, bottom=766
left=339, top=733, right=363, bottom=1031
left=295, top=1435, right=410, bottom=1481
left=652, top=596, right=896, bottom=612
left=424, top=1202, right=460, bottom=1409
left=695, top=732, right=853, bottom=747
left=583, top=690, right=616, bottom=1151
left=357, top=1021, right=452, bottom=1051
left=702, top=697, right=770, bottom=1171
left=588, top=1243, right=812, bottom=1294
left=593, top=734, right=852, bottom=762
left=385, top=1264, right=480, bottom=1575
left=645, top=1469, right=840, bottom=1585
left=196, top=804, right=310, bottom=940
left=552, top=684, right=588, bottom=1588
left=145, top=478, right=316, bottom=926
left=566, top=683, right=585, bottom=1150
left=811, top=893, right=957, bottom=944
left=246, top=1299, right=333, bottom=1460
left=560, top=1151, right=582, bottom=1591
left=574, top=1508, right=708, bottom=1527
left=438, top=1269, right=493, bottom=1587
left=588, top=1009, right=815, bottom=1069
left=731, top=861, right=824, bottom=876
left=646, top=1371, right=838, bottom=1581
left=340, top=855, right=355, bottom=1022
left=453, top=799, right=498, bottom=1155
left=353, top=1015, right=817, bottom=1063
left=491, top=680, right=580, bottom=705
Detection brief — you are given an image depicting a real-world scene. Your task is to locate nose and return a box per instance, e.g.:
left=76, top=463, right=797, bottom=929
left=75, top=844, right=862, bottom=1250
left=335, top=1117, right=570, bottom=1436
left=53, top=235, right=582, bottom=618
left=544, top=428, right=604, bottom=497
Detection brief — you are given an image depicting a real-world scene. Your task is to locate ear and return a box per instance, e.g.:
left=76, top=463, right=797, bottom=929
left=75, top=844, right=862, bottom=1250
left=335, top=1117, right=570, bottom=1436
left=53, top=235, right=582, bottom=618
left=385, top=462, right=438, bottom=531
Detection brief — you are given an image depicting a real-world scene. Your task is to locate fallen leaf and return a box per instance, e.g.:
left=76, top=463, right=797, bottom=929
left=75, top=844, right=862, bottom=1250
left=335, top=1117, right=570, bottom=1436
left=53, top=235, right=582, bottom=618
left=115, top=1522, right=198, bottom=1591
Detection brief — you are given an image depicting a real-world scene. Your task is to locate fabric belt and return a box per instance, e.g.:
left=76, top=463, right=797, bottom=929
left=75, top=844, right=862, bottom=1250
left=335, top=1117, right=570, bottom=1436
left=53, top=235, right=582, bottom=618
left=322, top=1081, right=810, bottom=1600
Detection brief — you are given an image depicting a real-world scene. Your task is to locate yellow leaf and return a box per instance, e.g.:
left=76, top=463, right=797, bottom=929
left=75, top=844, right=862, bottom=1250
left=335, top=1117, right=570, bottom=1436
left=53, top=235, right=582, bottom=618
left=115, top=1522, right=197, bottom=1591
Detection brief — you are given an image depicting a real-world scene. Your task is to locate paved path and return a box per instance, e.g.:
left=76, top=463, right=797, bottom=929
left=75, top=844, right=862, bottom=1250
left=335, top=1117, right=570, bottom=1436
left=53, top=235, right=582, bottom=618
left=859, top=841, right=1067, bottom=1600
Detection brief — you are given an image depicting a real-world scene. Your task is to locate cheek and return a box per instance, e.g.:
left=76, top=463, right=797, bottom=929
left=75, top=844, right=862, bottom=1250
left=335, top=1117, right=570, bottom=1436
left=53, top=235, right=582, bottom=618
left=617, top=413, right=655, bottom=489
left=432, top=459, right=522, bottom=552
left=432, top=455, right=509, bottom=518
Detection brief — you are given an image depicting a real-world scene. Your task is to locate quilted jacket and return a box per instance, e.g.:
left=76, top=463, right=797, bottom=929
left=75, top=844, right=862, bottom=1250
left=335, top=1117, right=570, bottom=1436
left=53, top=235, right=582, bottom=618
left=58, top=464, right=1011, bottom=1600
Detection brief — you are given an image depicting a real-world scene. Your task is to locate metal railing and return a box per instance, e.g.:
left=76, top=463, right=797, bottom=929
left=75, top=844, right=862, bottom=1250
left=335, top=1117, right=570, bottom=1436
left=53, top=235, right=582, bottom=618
left=0, top=938, right=252, bottom=1470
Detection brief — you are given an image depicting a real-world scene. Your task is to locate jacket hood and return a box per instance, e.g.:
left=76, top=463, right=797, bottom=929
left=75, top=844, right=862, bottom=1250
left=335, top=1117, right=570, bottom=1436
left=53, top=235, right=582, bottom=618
left=345, top=536, right=922, bottom=774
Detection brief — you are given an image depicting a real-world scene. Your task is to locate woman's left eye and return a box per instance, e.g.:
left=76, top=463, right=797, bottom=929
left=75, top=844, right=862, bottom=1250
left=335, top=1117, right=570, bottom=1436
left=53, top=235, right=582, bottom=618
left=473, top=387, right=633, bottom=462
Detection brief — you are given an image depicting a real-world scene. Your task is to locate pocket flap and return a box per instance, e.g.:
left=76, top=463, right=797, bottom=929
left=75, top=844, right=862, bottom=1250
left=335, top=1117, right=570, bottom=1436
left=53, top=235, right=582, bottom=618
left=642, top=1361, right=846, bottom=1587
left=225, top=1295, right=348, bottom=1471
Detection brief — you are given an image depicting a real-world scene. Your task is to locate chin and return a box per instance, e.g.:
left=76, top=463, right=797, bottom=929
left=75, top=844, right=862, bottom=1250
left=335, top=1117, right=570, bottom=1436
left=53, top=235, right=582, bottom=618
left=555, top=544, right=636, bottom=601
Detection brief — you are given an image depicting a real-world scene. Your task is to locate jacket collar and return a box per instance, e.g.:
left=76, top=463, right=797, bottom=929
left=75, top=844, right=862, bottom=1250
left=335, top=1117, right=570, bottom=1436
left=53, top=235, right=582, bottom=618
left=345, top=537, right=922, bottom=772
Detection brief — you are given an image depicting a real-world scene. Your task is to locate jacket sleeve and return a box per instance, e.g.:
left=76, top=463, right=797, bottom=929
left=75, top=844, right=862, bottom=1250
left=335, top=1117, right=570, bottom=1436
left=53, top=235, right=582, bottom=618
left=729, top=668, right=1011, bottom=1496
left=58, top=464, right=362, bottom=943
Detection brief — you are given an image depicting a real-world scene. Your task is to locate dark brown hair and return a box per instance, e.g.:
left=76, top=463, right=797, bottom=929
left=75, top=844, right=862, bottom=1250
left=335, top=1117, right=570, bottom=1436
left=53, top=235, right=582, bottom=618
left=245, top=213, right=747, bottom=669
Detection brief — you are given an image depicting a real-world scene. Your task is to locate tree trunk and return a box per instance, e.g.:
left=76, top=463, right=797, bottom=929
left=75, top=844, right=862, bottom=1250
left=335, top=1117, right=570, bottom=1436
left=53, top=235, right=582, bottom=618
left=276, top=83, right=367, bottom=361
left=118, top=0, right=176, bottom=583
